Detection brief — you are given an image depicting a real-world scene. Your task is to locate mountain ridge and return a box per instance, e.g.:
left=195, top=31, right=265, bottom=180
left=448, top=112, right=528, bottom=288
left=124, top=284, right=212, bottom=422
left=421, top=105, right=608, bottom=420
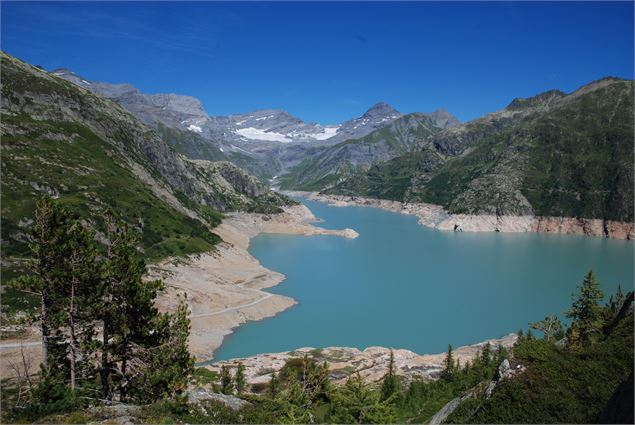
left=315, top=77, right=634, bottom=224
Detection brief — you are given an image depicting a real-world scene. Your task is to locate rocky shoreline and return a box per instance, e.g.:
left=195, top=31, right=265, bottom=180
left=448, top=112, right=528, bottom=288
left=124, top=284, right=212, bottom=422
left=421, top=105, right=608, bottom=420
left=289, top=192, right=634, bottom=240
left=206, top=334, right=517, bottom=389
left=152, top=204, right=358, bottom=361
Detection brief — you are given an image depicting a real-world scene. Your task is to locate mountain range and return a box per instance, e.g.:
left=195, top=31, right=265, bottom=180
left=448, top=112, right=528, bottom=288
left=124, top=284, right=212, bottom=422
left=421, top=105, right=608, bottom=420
left=293, top=78, right=635, bottom=224
left=2, top=50, right=633, bottom=269
left=50, top=68, right=461, bottom=179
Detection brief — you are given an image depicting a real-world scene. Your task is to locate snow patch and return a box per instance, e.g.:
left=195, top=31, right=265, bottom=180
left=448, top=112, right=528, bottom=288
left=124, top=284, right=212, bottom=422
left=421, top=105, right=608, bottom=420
left=235, top=127, right=292, bottom=143
left=312, top=125, right=340, bottom=140
left=187, top=125, right=202, bottom=133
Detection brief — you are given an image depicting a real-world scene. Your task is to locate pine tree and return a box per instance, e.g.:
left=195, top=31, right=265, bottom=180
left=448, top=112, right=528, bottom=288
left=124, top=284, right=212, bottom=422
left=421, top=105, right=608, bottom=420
left=526, top=328, right=534, bottom=340
left=19, top=198, right=69, bottom=366
left=63, top=222, right=98, bottom=390
left=220, top=365, right=234, bottom=394
left=132, top=298, right=194, bottom=402
left=530, top=315, right=565, bottom=341
left=480, top=342, right=492, bottom=367
left=381, top=349, right=399, bottom=401
left=332, top=373, right=396, bottom=424
left=99, top=212, right=164, bottom=402
left=441, top=345, right=455, bottom=382
left=268, top=371, right=280, bottom=398
left=235, top=363, right=246, bottom=394
left=20, top=200, right=99, bottom=391
left=494, top=344, right=508, bottom=366
left=566, top=270, right=604, bottom=344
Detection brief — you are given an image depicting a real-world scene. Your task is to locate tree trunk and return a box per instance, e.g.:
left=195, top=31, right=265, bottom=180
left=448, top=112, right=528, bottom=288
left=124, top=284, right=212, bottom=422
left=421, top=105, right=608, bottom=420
left=120, top=344, right=127, bottom=403
left=40, top=291, right=49, bottom=364
left=69, top=273, right=77, bottom=390
left=101, top=315, right=111, bottom=400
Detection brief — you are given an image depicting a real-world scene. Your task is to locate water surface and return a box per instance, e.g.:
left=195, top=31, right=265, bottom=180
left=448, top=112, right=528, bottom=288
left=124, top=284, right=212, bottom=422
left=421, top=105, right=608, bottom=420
left=213, top=199, right=634, bottom=360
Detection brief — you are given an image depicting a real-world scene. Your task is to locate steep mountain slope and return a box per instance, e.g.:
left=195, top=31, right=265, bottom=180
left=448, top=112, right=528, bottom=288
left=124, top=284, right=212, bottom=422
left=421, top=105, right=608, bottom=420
left=278, top=112, right=451, bottom=190
left=1, top=52, right=292, bottom=262
left=326, top=78, right=634, bottom=223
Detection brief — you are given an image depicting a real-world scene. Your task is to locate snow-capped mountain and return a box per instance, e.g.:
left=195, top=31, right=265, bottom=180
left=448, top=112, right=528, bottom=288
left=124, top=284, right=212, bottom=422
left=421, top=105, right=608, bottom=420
left=52, top=68, right=410, bottom=148
left=52, top=67, right=460, bottom=176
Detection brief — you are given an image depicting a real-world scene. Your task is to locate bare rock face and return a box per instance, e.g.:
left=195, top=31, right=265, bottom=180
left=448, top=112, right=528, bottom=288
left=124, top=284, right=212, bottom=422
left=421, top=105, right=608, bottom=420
left=187, top=388, right=251, bottom=410
left=206, top=334, right=517, bottom=390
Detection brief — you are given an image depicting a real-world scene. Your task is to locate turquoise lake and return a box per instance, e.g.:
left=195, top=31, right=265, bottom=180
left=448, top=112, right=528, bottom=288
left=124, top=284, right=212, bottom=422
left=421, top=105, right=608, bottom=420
left=212, top=199, right=634, bottom=361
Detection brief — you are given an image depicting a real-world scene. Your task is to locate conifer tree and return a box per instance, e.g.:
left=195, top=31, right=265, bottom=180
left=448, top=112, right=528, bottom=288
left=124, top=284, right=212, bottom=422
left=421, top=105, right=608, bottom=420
left=63, top=222, right=98, bottom=390
left=526, top=328, right=534, bottom=340
left=235, top=363, right=246, bottom=394
left=480, top=342, right=492, bottom=367
left=530, top=315, right=565, bottom=341
left=332, top=373, right=396, bottom=423
left=132, top=298, right=194, bottom=402
left=268, top=371, right=280, bottom=398
left=566, top=270, right=604, bottom=344
left=98, top=211, right=172, bottom=402
left=20, top=198, right=69, bottom=365
left=441, top=345, right=455, bottom=382
left=494, top=344, right=508, bottom=366
left=220, top=365, right=234, bottom=394
left=381, top=349, right=399, bottom=401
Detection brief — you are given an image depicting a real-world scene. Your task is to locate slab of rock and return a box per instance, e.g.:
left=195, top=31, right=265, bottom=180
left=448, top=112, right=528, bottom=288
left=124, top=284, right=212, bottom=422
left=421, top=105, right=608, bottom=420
left=187, top=388, right=251, bottom=411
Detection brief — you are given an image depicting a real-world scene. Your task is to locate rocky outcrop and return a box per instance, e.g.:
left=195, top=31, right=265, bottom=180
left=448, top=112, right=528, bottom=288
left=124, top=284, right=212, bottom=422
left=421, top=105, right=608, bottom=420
left=429, top=391, right=476, bottom=425
left=430, top=357, right=527, bottom=424
left=186, top=388, right=251, bottom=410
left=206, top=334, right=517, bottom=389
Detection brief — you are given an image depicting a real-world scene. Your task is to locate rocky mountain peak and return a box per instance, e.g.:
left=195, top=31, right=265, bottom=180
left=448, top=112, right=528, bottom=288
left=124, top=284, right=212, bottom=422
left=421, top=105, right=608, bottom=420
left=51, top=68, right=92, bottom=88
left=426, top=108, right=461, bottom=129
left=362, top=102, right=400, bottom=118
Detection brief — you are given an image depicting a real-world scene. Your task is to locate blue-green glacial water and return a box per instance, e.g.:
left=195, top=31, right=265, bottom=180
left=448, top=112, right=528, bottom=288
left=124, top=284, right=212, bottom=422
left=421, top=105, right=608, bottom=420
left=212, top=199, right=634, bottom=361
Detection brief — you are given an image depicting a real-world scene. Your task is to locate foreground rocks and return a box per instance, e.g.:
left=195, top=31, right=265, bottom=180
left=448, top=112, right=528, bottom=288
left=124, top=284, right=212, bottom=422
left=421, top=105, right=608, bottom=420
left=295, top=192, right=634, bottom=240
left=206, top=334, right=517, bottom=389
left=186, top=388, right=252, bottom=410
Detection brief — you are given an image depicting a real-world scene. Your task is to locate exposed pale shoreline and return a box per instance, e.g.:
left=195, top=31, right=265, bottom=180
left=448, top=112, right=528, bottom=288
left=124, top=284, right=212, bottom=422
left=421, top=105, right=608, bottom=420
left=206, top=334, right=518, bottom=388
left=152, top=204, right=358, bottom=361
left=287, top=191, right=634, bottom=240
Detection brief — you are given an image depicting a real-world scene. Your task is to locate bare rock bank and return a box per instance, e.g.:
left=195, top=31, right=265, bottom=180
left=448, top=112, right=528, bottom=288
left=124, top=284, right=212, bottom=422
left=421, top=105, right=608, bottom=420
left=206, top=334, right=517, bottom=389
left=290, top=192, right=633, bottom=240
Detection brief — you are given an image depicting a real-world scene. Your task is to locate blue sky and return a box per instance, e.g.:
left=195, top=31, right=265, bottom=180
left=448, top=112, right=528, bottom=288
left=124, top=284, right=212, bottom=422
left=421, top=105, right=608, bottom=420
left=2, top=1, right=633, bottom=123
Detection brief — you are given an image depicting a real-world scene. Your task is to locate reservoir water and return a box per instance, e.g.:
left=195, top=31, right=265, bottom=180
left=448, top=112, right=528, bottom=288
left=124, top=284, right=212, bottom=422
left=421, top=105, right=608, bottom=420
left=213, top=198, right=634, bottom=361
